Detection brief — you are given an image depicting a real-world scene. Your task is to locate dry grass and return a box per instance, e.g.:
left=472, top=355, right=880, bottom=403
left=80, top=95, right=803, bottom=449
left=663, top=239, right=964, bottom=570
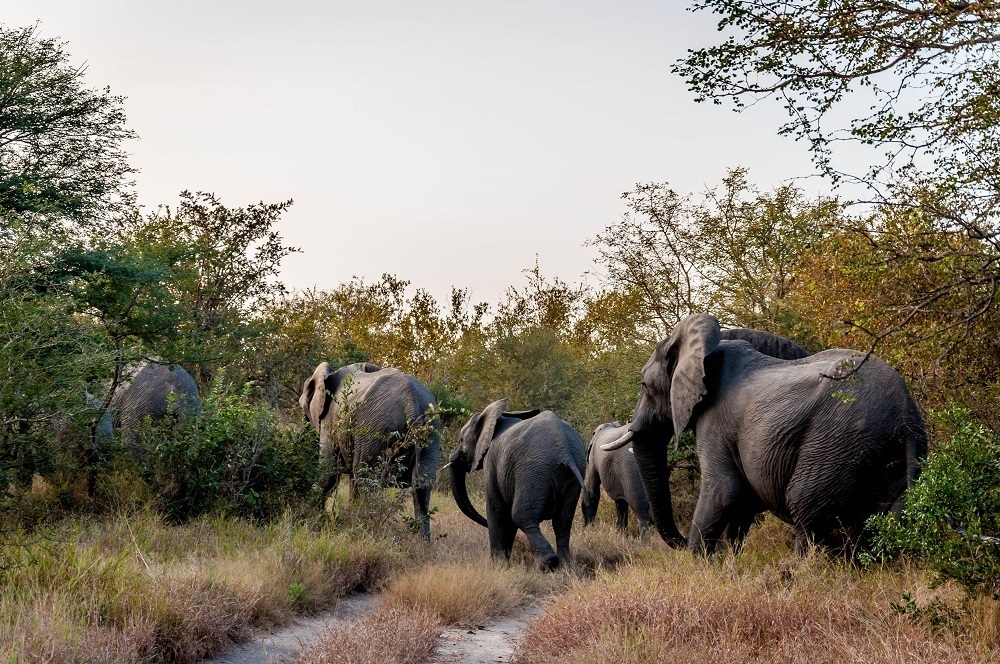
left=7, top=486, right=996, bottom=664
left=0, top=508, right=398, bottom=663
left=295, top=606, right=439, bottom=664
left=514, top=518, right=1000, bottom=663
left=385, top=560, right=547, bottom=625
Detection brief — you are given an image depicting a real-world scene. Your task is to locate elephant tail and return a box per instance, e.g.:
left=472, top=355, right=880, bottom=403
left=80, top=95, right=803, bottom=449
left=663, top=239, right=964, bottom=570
left=566, top=460, right=590, bottom=511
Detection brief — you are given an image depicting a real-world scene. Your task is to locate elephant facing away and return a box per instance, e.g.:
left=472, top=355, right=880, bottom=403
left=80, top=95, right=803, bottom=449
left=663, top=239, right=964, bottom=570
left=604, top=314, right=926, bottom=555
left=104, top=361, right=201, bottom=449
left=449, top=399, right=587, bottom=571
left=299, top=362, right=441, bottom=540
left=581, top=422, right=651, bottom=533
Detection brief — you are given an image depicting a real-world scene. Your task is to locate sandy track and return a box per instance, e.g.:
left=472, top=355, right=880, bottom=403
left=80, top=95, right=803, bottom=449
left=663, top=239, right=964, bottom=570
left=427, top=605, right=542, bottom=664
left=202, top=593, right=382, bottom=664
left=202, top=594, right=541, bottom=664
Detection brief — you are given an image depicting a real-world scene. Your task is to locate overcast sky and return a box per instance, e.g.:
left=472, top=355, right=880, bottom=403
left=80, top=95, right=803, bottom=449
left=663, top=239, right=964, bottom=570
left=10, top=1, right=833, bottom=305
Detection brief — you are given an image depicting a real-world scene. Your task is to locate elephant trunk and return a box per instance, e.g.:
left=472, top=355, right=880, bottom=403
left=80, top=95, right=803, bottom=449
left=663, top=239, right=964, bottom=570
left=449, top=459, right=488, bottom=528
left=632, top=438, right=686, bottom=548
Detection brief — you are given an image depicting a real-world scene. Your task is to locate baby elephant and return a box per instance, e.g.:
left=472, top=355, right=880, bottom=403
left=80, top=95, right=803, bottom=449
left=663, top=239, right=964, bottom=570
left=582, top=422, right=652, bottom=533
left=448, top=398, right=587, bottom=571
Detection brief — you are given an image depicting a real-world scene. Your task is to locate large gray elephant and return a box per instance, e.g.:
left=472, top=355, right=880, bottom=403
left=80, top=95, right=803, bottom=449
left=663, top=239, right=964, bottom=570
left=84, top=361, right=200, bottom=495
left=581, top=421, right=651, bottom=533
left=603, top=314, right=926, bottom=554
left=299, top=362, right=441, bottom=540
left=104, top=361, right=201, bottom=444
left=448, top=399, right=587, bottom=570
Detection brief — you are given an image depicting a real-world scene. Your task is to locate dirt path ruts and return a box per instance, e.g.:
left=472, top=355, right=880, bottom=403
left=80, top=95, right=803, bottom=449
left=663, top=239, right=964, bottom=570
left=427, top=605, right=543, bottom=664
left=202, top=595, right=541, bottom=664
left=202, top=593, right=382, bottom=664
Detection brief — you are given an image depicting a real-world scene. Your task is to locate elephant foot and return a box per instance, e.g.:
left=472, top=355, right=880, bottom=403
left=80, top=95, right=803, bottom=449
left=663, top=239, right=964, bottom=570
left=539, top=554, right=560, bottom=572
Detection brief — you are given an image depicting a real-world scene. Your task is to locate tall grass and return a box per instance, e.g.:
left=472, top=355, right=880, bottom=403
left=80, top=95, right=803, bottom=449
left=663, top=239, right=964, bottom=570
left=0, top=509, right=398, bottom=663
left=514, top=517, right=1000, bottom=663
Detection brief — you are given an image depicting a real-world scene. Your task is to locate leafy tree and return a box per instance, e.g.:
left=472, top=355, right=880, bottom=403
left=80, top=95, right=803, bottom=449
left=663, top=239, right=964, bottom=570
left=871, top=408, right=1000, bottom=599
left=0, top=23, right=135, bottom=223
left=592, top=168, right=832, bottom=339
left=674, top=1, right=1000, bottom=343
left=127, top=191, right=298, bottom=384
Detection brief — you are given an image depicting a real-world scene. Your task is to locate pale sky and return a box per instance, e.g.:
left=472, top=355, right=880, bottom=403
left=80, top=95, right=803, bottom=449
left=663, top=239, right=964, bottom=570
left=9, top=1, right=831, bottom=305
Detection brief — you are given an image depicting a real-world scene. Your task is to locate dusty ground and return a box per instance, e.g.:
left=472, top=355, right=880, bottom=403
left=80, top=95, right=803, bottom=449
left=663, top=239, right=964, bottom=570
left=427, top=605, right=543, bottom=664
left=202, top=594, right=541, bottom=664
left=203, top=594, right=383, bottom=664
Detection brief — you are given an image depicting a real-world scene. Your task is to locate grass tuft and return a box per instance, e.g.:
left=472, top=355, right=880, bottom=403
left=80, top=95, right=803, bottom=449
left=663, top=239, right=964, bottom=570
left=295, top=606, right=440, bottom=664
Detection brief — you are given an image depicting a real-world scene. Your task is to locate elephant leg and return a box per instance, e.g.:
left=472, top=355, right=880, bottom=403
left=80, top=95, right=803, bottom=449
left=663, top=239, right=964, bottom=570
left=487, top=495, right=516, bottom=560
left=688, top=467, right=744, bottom=555
left=614, top=500, right=629, bottom=532
left=553, top=487, right=581, bottom=565
left=411, top=482, right=432, bottom=541
left=634, top=500, right=652, bottom=533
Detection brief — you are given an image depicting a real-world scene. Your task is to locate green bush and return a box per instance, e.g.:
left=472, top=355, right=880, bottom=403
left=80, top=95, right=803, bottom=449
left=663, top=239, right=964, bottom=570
left=870, top=407, right=1000, bottom=598
left=137, top=383, right=317, bottom=521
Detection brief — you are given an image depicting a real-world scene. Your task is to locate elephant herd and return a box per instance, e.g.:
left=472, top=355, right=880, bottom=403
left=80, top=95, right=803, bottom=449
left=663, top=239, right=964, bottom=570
left=296, top=313, right=925, bottom=569
left=108, top=314, right=927, bottom=571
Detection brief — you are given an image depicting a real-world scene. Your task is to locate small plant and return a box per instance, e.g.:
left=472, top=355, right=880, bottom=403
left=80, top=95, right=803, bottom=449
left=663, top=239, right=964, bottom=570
left=288, top=581, right=309, bottom=608
left=869, top=406, right=1000, bottom=599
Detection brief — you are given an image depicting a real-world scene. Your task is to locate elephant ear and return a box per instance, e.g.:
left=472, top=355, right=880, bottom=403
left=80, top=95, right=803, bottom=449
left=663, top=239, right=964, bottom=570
left=472, top=398, right=510, bottom=472
left=300, top=362, right=333, bottom=428
left=664, top=314, right=720, bottom=446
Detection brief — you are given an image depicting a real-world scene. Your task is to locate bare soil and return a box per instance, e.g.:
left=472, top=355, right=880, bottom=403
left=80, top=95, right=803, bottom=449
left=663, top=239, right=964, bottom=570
left=200, top=594, right=542, bottom=664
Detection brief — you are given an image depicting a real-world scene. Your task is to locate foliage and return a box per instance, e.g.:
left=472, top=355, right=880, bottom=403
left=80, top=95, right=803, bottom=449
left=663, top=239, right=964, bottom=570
left=0, top=23, right=135, bottom=223
left=870, top=407, right=1000, bottom=599
left=137, top=383, right=316, bottom=521
left=126, top=191, right=299, bottom=384
left=591, top=168, right=834, bottom=340
left=674, top=0, right=1000, bottom=348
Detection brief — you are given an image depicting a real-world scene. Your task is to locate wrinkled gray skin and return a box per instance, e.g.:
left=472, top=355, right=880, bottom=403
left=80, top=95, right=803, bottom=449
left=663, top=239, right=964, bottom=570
left=607, top=315, right=926, bottom=555
left=101, top=361, right=201, bottom=449
left=299, top=362, right=441, bottom=540
left=581, top=422, right=651, bottom=533
left=449, top=399, right=587, bottom=571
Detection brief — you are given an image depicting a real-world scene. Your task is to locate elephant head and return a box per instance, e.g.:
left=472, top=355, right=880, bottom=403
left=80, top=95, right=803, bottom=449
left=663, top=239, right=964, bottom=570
left=448, top=398, right=540, bottom=528
left=603, top=314, right=722, bottom=547
left=299, top=361, right=382, bottom=429
left=448, top=398, right=509, bottom=527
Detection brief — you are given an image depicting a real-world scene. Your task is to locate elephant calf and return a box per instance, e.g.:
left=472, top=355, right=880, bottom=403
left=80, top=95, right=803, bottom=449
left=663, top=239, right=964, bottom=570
left=582, top=422, right=651, bottom=533
left=448, top=398, right=587, bottom=571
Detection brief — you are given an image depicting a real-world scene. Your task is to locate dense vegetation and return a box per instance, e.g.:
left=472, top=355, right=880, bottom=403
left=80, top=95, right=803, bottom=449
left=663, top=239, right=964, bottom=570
left=3, top=6, right=1000, bottom=660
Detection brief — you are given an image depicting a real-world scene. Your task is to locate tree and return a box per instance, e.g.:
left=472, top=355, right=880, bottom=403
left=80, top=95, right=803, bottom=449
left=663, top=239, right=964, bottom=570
left=591, top=168, right=832, bottom=340
left=674, top=1, right=1000, bottom=344
left=127, top=191, right=298, bottom=384
left=0, top=23, right=135, bottom=224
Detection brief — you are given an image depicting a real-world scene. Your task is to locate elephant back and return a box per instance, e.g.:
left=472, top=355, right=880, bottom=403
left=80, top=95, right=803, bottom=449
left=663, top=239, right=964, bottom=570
left=109, top=361, right=200, bottom=432
left=719, top=328, right=810, bottom=360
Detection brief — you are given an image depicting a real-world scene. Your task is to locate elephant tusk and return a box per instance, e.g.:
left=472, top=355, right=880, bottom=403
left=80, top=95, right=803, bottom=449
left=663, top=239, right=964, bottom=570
left=441, top=461, right=453, bottom=471
left=628, top=446, right=634, bottom=454
left=601, top=430, right=635, bottom=451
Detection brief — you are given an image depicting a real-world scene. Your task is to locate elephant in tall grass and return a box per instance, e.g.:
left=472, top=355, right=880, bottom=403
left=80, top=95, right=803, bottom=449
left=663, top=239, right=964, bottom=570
left=604, top=314, right=926, bottom=554
left=299, top=362, right=441, bottom=539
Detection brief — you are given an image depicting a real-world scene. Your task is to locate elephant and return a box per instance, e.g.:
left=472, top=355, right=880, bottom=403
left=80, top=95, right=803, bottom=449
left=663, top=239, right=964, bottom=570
left=603, top=314, right=926, bottom=555
left=104, top=361, right=201, bottom=444
left=448, top=398, right=587, bottom=571
left=81, top=361, right=200, bottom=495
left=299, top=362, right=441, bottom=540
left=581, top=421, right=651, bottom=533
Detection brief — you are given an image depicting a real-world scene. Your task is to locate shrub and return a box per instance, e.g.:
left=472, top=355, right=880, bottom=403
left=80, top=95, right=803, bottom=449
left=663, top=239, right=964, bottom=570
left=137, top=383, right=316, bottom=520
left=870, top=407, right=1000, bottom=599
